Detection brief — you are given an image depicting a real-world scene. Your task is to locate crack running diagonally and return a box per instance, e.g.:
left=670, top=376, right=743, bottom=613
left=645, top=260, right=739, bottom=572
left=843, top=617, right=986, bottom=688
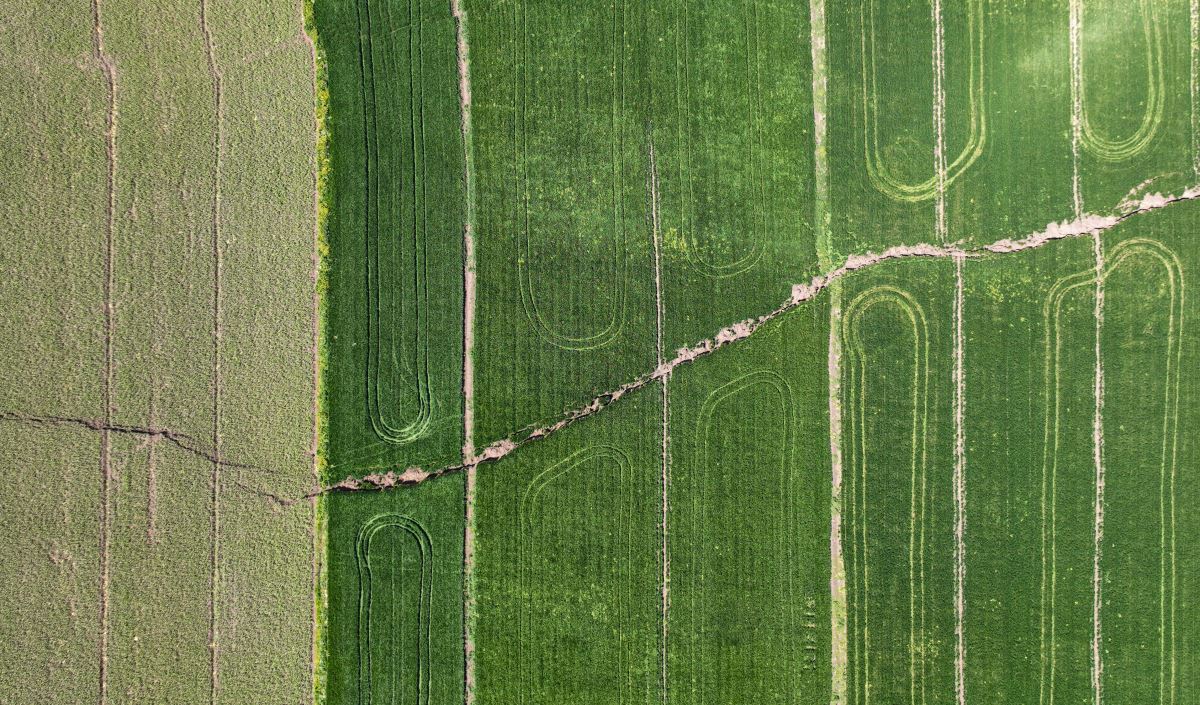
left=0, top=411, right=275, bottom=475
left=9, top=187, right=1198, bottom=506
left=278, top=185, right=1200, bottom=504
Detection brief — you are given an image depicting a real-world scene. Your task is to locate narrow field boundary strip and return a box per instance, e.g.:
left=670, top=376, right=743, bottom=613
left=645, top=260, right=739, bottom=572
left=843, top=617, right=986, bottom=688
left=455, top=0, right=479, bottom=702
left=89, top=0, right=118, bottom=701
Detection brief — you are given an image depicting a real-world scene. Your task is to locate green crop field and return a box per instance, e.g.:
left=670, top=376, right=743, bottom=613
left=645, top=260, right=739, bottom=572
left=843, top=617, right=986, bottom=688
left=318, top=0, right=467, bottom=475
left=5, top=0, right=1200, bottom=704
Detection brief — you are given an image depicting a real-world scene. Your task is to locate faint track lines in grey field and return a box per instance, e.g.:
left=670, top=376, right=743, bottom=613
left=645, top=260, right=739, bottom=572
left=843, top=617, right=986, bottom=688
left=298, top=0, right=322, bottom=694
left=89, top=0, right=117, bottom=699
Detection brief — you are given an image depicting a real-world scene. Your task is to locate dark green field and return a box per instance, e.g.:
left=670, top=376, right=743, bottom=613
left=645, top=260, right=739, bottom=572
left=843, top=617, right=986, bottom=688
left=311, top=1, right=1200, bottom=704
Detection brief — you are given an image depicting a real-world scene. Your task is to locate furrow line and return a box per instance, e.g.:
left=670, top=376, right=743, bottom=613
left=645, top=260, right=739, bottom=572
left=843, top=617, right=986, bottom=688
left=807, top=0, right=845, bottom=700
left=648, top=132, right=670, bottom=705
left=90, top=0, right=117, bottom=699
left=1091, top=226, right=1106, bottom=705
left=1069, top=0, right=1084, bottom=218
left=932, top=0, right=948, bottom=243
left=199, top=0, right=225, bottom=700
left=935, top=3, right=965, bottom=702
left=1192, top=0, right=1199, bottom=178
left=953, top=253, right=967, bottom=705
left=299, top=0, right=324, bottom=697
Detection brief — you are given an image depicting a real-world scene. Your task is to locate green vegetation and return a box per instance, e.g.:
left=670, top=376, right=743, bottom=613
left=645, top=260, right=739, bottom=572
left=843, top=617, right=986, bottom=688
left=650, top=0, right=819, bottom=350
left=473, top=385, right=662, bottom=704
left=667, top=302, right=831, bottom=703
left=839, top=259, right=957, bottom=705
left=468, top=0, right=657, bottom=442
left=324, top=479, right=464, bottom=705
left=7, top=1, right=1200, bottom=704
left=317, top=0, right=467, bottom=475
left=961, top=236, right=1096, bottom=703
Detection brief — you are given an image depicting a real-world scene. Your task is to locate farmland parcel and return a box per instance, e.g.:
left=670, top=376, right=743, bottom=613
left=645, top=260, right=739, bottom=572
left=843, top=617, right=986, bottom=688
left=316, top=1, right=1200, bottom=704
left=3, top=0, right=1200, bottom=704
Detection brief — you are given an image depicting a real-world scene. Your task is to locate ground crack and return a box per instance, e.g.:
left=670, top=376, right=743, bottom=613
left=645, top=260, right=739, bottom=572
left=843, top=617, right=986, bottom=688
left=0, top=410, right=274, bottom=475
left=280, top=184, right=1200, bottom=505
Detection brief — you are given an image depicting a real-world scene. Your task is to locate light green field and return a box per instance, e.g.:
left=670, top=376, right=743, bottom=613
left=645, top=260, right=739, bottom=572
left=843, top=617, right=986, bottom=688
left=1, top=1, right=319, bottom=702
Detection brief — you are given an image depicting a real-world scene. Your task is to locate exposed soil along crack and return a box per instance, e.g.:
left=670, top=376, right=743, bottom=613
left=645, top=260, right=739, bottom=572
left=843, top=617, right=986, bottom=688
left=231, top=187, right=1200, bottom=505
left=10, top=190, right=1197, bottom=511
left=227, top=185, right=1200, bottom=506
left=146, top=392, right=160, bottom=544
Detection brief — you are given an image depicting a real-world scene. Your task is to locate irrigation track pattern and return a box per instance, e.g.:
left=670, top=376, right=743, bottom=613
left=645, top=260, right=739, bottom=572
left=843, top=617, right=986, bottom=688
left=199, top=0, right=226, bottom=699
left=8, top=4, right=1198, bottom=701
left=9, top=196, right=1186, bottom=700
